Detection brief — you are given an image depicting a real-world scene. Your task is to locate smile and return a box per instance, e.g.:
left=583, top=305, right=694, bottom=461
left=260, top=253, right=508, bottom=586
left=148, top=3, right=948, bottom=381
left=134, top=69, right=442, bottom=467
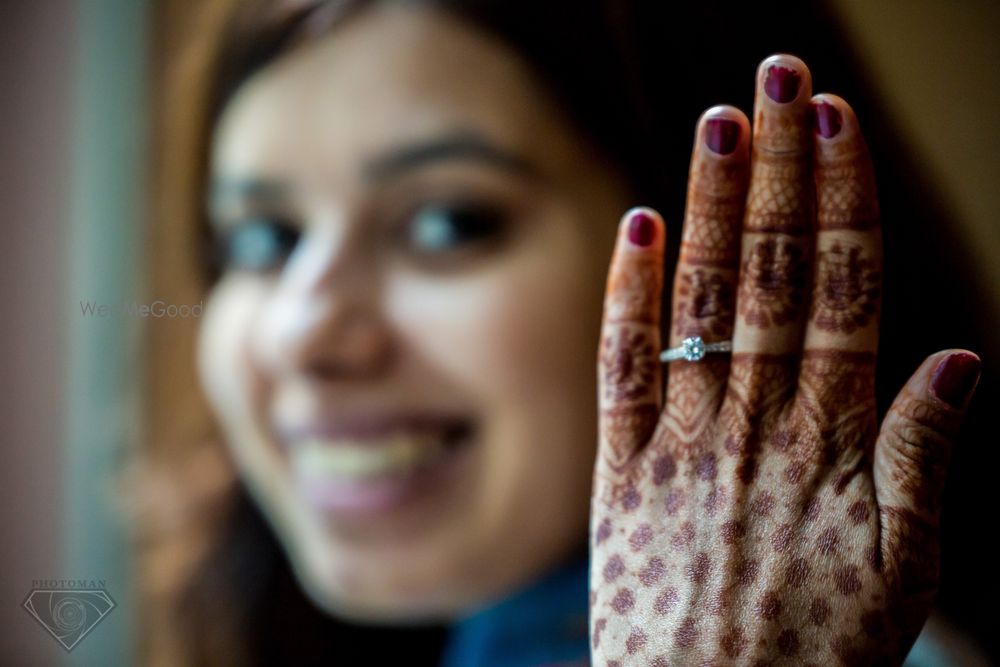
left=284, top=418, right=474, bottom=516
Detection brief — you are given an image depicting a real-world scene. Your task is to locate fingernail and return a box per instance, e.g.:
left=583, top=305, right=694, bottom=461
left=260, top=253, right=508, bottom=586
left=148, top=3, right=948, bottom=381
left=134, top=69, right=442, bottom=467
left=812, top=101, right=842, bottom=138
left=705, top=118, right=740, bottom=155
left=930, top=352, right=981, bottom=408
left=627, top=210, right=656, bottom=247
left=764, top=64, right=801, bottom=103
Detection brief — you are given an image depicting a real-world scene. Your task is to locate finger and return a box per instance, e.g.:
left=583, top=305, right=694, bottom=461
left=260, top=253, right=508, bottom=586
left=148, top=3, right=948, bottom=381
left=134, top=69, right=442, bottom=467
left=733, top=54, right=815, bottom=352
left=791, top=96, right=883, bottom=469
left=597, top=207, right=666, bottom=474
left=803, top=94, right=881, bottom=354
left=874, top=350, right=980, bottom=602
left=725, top=54, right=814, bottom=434
left=666, top=105, right=749, bottom=437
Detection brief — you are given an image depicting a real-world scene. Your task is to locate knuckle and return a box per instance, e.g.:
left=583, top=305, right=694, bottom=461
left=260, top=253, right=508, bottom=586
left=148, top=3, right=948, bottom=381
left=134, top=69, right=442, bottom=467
left=882, top=413, right=949, bottom=465
left=887, top=395, right=960, bottom=447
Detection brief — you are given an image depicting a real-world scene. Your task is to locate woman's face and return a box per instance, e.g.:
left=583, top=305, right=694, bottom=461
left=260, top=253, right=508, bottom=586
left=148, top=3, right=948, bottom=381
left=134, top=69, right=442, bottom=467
left=199, top=4, right=630, bottom=621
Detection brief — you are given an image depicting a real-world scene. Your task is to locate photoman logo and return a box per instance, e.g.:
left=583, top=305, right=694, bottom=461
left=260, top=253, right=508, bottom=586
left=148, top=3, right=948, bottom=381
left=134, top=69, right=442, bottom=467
left=22, top=580, right=116, bottom=652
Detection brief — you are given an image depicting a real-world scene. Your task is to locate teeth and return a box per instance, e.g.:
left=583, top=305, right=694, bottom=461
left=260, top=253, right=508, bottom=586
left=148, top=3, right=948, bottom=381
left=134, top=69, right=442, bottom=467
left=291, top=431, right=449, bottom=480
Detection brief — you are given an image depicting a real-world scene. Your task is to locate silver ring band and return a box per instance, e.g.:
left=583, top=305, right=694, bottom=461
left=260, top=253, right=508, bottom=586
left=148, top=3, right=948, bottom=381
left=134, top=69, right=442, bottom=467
left=660, top=336, right=733, bottom=363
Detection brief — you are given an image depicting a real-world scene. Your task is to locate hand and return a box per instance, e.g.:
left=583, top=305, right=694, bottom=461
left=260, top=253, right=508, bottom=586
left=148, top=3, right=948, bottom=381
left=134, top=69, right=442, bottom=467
left=589, top=54, right=981, bottom=666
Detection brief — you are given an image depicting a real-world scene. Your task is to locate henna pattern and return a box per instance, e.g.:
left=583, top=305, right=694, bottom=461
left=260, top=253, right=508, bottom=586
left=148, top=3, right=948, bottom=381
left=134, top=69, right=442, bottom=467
left=665, top=360, right=728, bottom=439
left=604, top=256, right=662, bottom=325
left=599, top=328, right=657, bottom=402
left=681, top=159, right=745, bottom=266
left=598, top=404, right=659, bottom=475
left=592, top=59, right=951, bottom=667
left=816, top=157, right=880, bottom=231
left=811, top=241, right=880, bottom=333
left=672, top=268, right=735, bottom=339
left=876, top=387, right=957, bottom=510
left=745, top=152, right=812, bottom=235
left=591, top=345, right=917, bottom=665
left=796, top=350, right=877, bottom=464
left=722, top=354, right=798, bottom=430
left=737, top=237, right=809, bottom=328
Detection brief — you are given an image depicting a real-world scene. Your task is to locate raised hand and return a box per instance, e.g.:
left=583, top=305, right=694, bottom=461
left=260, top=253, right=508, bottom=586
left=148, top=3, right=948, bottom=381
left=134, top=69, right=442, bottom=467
left=590, top=54, right=981, bottom=666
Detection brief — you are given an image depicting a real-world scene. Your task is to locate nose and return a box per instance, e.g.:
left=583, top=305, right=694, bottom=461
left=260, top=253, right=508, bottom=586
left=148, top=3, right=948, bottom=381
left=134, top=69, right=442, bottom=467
left=252, top=226, right=394, bottom=382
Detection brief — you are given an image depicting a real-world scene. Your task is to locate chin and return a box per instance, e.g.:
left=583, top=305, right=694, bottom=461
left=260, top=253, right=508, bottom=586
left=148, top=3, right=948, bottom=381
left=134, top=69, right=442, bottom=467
left=284, top=537, right=481, bottom=624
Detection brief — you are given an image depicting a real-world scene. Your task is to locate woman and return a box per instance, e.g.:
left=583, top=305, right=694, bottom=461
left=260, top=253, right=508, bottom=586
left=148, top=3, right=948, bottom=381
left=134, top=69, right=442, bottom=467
left=134, top=0, right=991, bottom=664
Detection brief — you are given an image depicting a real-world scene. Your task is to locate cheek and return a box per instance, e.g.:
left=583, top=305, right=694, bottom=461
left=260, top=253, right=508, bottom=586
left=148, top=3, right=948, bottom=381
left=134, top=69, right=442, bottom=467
left=386, top=250, right=603, bottom=408
left=196, top=278, right=266, bottom=429
left=385, top=233, right=607, bottom=509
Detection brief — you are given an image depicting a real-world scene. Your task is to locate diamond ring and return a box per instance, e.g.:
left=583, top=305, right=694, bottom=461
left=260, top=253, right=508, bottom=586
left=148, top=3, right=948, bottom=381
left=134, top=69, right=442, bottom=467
left=659, top=336, right=733, bottom=363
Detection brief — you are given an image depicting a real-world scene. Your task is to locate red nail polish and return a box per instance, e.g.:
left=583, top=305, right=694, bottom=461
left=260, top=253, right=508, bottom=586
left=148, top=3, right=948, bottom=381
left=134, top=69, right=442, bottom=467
left=627, top=211, right=656, bottom=247
left=764, top=65, right=801, bottom=103
left=930, top=352, right=980, bottom=408
left=812, top=101, right=842, bottom=138
left=705, top=118, right=740, bottom=155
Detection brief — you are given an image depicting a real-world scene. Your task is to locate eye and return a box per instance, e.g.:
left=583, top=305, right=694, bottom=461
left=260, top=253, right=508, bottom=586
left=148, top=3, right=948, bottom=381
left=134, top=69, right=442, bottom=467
left=218, top=216, right=301, bottom=272
left=401, top=201, right=507, bottom=255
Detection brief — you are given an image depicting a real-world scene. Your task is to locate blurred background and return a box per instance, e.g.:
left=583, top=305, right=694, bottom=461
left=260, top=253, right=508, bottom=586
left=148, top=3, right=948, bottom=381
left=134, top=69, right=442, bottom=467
left=1, top=0, right=997, bottom=665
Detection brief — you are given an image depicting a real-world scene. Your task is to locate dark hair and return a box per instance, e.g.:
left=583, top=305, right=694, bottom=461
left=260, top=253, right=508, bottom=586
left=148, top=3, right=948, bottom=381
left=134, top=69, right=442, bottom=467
left=144, top=0, right=997, bottom=664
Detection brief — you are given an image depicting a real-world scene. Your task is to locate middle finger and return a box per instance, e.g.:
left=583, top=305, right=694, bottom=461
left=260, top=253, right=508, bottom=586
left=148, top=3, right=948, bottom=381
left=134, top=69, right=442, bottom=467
left=729, top=55, right=814, bottom=413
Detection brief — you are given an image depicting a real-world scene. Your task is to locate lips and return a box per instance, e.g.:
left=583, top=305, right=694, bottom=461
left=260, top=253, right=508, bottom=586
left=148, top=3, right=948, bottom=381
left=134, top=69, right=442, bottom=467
left=277, top=412, right=475, bottom=516
left=279, top=412, right=471, bottom=442
left=293, top=431, right=452, bottom=479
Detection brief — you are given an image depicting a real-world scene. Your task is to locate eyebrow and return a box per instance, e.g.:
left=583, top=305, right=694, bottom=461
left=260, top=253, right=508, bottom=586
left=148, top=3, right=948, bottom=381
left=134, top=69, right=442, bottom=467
left=209, top=132, right=538, bottom=210
left=208, top=177, right=290, bottom=212
left=362, top=132, right=538, bottom=182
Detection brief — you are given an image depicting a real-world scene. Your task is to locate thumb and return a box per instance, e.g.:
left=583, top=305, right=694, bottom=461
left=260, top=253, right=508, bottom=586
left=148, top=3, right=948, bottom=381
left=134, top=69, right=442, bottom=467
left=873, top=349, right=980, bottom=599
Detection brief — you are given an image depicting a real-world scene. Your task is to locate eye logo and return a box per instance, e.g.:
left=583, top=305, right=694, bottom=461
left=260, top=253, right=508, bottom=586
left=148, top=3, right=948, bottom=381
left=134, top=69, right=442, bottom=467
left=22, top=582, right=116, bottom=652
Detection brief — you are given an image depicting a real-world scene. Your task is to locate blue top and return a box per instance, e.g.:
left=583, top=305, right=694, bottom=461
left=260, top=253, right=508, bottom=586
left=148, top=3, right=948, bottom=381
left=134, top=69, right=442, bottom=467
left=439, top=555, right=591, bottom=667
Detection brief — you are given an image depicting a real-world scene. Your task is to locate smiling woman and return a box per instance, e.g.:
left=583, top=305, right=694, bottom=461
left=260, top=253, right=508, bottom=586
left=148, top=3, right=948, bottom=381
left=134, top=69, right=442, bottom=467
left=199, top=2, right=623, bottom=626
left=133, top=0, right=995, bottom=665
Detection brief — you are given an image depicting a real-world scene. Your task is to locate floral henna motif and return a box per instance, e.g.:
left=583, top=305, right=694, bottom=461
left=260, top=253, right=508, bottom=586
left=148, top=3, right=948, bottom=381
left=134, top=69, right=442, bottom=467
left=811, top=241, right=880, bottom=333
left=599, top=328, right=657, bottom=402
left=737, top=237, right=809, bottom=328
left=672, top=268, right=735, bottom=339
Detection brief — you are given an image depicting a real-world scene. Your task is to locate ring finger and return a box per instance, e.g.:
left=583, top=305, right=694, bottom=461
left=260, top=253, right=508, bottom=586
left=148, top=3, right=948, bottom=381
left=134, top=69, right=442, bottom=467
left=666, top=105, right=750, bottom=437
